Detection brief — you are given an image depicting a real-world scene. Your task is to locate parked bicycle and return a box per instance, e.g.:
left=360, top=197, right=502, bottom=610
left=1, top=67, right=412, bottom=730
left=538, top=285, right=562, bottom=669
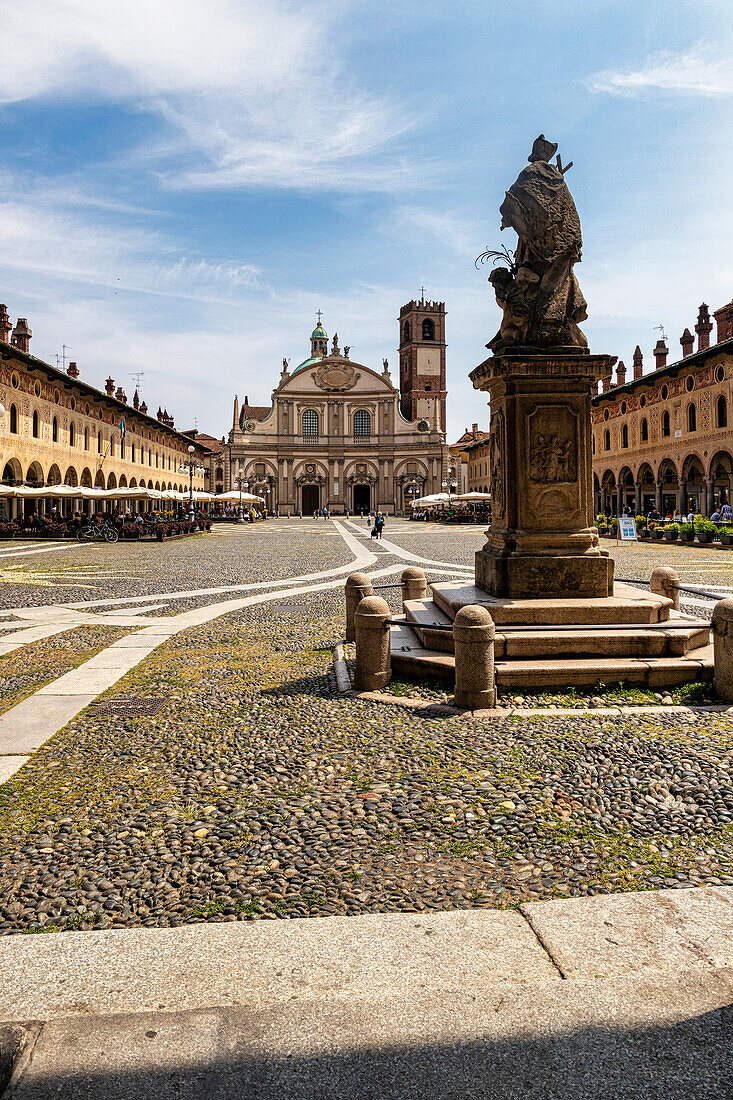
left=76, top=521, right=119, bottom=543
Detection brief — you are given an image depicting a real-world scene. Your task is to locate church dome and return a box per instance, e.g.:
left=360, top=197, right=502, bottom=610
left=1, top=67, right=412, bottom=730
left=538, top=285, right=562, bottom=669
left=292, top=355, right=322, bottom=374
left=310, top=323, right=327, bottom=340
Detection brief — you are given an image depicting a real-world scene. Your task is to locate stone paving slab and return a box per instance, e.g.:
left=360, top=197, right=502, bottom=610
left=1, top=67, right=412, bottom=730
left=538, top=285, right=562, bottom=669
left=0, top=695, right=97, bottom=754
left=80, top=646, right=160, bottom=670
left=0, top=910, right=555, bottom=1024
left=36, top=667, right=133, bottom=696
left=6, top=969, right=733, bottom=1099
left=521, top=885, right=733, bottom=978
left=0, top=755, right=29, bottom=783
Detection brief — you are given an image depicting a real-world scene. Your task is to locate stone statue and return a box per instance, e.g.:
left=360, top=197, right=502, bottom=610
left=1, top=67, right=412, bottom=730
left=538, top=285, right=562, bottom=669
left=343, top=346, right=350, bottom=358
left=382, top=358, right=389, bottom=371
left=486, top=134, right=588, bottom=353
left=331, top=333, right=340, bottom=355
left=282, top=357, right=290, bottom=372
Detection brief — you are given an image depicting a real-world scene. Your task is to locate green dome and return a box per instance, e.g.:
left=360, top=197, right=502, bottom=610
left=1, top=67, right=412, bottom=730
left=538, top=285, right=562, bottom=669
left=292, top=355, right=322, bottom=374
left=311, top=324, right=327, bottom=339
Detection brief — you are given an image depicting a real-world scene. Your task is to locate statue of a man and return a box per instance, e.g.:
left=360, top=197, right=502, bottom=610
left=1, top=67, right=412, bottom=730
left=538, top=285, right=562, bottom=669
left=488, top=135, right=588, bottom=352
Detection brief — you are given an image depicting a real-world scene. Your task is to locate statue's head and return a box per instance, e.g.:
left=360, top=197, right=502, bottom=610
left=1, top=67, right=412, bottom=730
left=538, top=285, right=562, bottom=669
left=528, top=134, right=558, bottom=163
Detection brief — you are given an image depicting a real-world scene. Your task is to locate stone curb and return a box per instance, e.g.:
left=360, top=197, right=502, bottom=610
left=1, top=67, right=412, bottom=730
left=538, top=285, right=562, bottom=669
left=331, top=647, right=733, bottom=719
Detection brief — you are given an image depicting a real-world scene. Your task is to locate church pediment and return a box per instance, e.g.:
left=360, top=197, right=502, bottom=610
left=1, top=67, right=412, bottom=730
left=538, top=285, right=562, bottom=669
left=313, top=358, right=360, bottom=391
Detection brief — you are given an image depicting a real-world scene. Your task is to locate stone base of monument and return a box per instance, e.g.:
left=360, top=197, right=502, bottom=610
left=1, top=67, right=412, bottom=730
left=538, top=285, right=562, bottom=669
left=389, top=581, right=713, bottom=693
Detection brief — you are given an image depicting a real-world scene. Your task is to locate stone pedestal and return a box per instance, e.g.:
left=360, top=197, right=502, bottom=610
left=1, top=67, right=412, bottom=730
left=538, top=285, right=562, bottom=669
left=469, top=350, right=615, bottom=600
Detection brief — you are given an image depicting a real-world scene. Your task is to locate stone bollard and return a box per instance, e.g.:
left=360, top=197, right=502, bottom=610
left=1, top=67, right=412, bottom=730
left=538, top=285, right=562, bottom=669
left=453, top=604, right=496, bottom=710
left=712, top=598, right=733, bottom=701
left=401, top=566, right=427, bottom=610
left=354, top=595, right=392, bottom=691
left=345, top=572, right=374, bottom=642
left=650, top=566, right=680, bottom=611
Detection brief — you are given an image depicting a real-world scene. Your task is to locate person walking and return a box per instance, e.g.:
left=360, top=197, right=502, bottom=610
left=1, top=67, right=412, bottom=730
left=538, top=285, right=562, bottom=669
left=375, top=511, right=385, bottom=540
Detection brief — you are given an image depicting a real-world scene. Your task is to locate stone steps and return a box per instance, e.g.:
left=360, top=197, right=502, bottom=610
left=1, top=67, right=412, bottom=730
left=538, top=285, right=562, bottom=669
left=404, top=599, right=711, bottom=659
left=430, top=580, right=673, bottom=625
left=389, top=619, right=714, bottom=691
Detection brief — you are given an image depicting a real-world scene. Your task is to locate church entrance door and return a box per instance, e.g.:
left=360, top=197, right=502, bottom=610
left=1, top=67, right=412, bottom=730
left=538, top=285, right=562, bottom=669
left=302, top=484, right=320, bottom=514
left=353, top=484, right=370, bottom=515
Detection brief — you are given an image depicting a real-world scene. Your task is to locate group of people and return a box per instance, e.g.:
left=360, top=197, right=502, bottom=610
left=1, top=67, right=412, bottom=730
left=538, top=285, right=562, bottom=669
left=639, top=503, right=733, bottom=524
left=21, top=503, right=208, bottom=534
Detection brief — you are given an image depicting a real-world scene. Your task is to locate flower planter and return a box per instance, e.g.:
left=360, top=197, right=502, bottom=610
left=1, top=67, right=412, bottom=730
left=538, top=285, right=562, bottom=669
left=720, top=533, right=733, bottom=546
left=696, top=532, right=712, bottom=544
left=664, top=530, right=678, bottom=541
left=680, top=532, right=695, bottom=543
left=651, top=529, right=664, bottom=541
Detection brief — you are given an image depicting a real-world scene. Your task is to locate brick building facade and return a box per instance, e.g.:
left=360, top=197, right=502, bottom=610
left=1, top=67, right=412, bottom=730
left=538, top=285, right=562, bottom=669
left=592, top=297, right=733, bottom=517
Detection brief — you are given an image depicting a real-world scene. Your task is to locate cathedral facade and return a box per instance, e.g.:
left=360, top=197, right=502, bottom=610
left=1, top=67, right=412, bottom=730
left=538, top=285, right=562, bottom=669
left=206, top=299, right=447, bottom=515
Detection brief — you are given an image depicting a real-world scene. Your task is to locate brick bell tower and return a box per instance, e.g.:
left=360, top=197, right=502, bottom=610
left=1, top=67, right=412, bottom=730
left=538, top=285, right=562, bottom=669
left=398, top=294, right=447, bottom=432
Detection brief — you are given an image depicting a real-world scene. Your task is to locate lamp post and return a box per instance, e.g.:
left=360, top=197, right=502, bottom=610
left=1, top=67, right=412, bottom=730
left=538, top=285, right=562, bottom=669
left=442, top=465, right=458, bottom=507
left=404, top=476, right=421, bottom=515
left=233, top=468, right=249, bottom=522
left=178, top=444, right=205, bottom=512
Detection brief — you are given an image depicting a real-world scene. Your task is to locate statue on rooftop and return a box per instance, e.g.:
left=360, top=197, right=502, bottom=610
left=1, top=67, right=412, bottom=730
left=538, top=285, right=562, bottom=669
left=482, top=134, right=588, bottom=353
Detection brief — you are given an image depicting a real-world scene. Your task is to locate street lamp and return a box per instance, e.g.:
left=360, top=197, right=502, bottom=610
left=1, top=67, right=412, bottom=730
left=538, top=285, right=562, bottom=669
left=442, top=465, right=458, bottom=506
left=178, top=444, right=205, bottom=510
left=232, top=468, right=249, bottom=522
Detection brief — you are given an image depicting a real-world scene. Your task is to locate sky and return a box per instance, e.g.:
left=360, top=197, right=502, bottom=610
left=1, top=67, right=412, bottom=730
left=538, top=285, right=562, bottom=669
left=0, top=0, right=731, bottom=442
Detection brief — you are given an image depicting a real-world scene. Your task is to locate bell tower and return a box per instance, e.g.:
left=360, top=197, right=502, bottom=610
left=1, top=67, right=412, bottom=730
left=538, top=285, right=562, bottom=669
left=398, top=294, right=446, bottom=431
left=310, top=311, right=328, bottom=358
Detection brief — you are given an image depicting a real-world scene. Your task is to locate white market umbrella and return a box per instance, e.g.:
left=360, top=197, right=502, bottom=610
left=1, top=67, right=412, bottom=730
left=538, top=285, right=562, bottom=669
left=215, top=490, right=266, bottom=504
left=411, top=493, right=451, bottom=507
left=455, top=492, right=491, bottom=501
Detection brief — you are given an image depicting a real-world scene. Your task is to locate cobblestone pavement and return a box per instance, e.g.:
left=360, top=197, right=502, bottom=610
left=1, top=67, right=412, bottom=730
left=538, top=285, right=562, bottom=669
left=0, top=520, right=731, bottom=934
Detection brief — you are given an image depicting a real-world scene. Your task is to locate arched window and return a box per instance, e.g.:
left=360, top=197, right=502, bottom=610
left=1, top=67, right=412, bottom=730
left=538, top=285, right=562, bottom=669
left=98, top=432, right=103, bottom=453
left=354, top=410, right=371, bottom=437
left=688, top=403, right=696, bottom=432
left=403, top=321, right=411, bottom=344
left=421, top=318, right=435, bottom=341
left=131, top=443, right=136, bottom=463
left=9, top=404, right=17, bottom=433
left=717, top=394, right=727, bottom=428
left=120, top=438, right=125, bottom=459
left=302, top=409, right=319, bottom=438
left=662, top=411, right=670, bottom=437
left=69, top=422, right=75, bottom=447
left=84, top=427, right=89, bottom=450
left=604, top=429, right=610, bottom=451
left=622, top=424, right=628, bottom=448
left=32, top=410, right=39, bottom=438
left=641, top=417, right=648, bottom=441
left=52, top=416, right=58, bottom=443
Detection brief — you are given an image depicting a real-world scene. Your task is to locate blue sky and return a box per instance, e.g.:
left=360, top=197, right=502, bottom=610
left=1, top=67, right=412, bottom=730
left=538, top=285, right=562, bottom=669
left=1, top=0, right=731, bottom=441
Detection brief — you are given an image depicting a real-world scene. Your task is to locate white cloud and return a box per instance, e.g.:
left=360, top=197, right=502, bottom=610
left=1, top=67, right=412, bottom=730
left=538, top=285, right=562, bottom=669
left=0, top=0, right=421, bottom=192
left=588, top=45, right=733, bottom=97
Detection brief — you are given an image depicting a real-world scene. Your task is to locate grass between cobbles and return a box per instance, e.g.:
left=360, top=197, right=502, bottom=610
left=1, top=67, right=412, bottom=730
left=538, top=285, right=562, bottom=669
left=1, top=597, right=732, bottom=932
left=0, top=625, right=132, bottom=716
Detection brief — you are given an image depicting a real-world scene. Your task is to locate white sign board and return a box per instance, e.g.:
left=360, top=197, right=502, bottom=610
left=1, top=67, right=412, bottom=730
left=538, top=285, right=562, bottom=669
left=618, top=516, right=637, bottom=541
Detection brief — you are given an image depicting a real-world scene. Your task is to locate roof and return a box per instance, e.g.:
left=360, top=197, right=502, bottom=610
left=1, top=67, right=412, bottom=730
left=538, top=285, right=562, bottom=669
left=183, top=431, right=224, bottom=454
left=450, top=428, right=490, bottom=449
left=291, top=354, right=323, bottom=375
left=464, top=436, right=491, bottom=453
left=1, top=341, right=208, bottom=452
left=239, top=403, right=271, bottom=427
left=310, top=324, right=327, bottom=339
left=592, top=336, right=733, bottom=403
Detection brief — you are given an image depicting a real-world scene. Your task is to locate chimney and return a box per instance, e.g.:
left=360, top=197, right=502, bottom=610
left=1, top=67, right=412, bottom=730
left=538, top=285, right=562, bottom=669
left=132, top=388, right=140, bottom=410
left=695, top=303, right=713, bottom=351
left=653, top=339, right=668, bottom=370
left=105, top=377, right=115, bottom=397
left=140, top=400, right=148, bottom=415
left=471, top=422, right=479, bottom=436
left=0, top=305, right=11, bottom=344
left=633, top=345, right=643, bottom=379
left=232, top=394, right=240, bottom=431
left=713, top=300, right=733, bottom=344
left=602, top=377, right=612, bottom=393
left=66, top=361, right=79, bottom=379
left=115, top=386, right=126, bottom=403
left=616, top=360, right=626, bottom=386
left=11, top=318, right=31, bottom=353
left=680, top=328, right=694, bottom=358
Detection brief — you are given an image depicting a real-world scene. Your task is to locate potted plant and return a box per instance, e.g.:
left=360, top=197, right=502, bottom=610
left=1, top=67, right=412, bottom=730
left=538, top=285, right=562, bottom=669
left=595, top=513, right=608, bottom=535
left=664, top=522, right=679, bottom=541
left=718, top=526, right=733, bottom=546
left=609, top=518, right=619, bottom=537
left=679, top=521, right=694, bottom=543
left=651, top=524, right=664, bottom=540
left=694, top=517, right=718, bottom=544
